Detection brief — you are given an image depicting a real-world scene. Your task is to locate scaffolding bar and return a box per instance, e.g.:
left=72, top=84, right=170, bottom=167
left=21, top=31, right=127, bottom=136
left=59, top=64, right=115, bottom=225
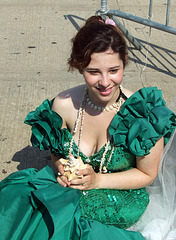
left=108, top=9, right=176, bottom=35
left=148, top=0, right=153, bottom=19
left=166, top=0, right=171, bottom=26
left=96, top=0, right=176, bottom=49
left=101, top=0, right=108, bottom=13
left=111, top=15, right=142, bottom=50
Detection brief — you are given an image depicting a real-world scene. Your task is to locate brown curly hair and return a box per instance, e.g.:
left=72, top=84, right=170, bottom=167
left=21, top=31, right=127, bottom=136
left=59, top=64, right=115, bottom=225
left=68, top=16, right=128, bottom=73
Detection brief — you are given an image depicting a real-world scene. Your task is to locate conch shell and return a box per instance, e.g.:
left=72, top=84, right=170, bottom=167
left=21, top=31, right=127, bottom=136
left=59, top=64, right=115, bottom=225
left=59, top=155, right=87, bottom=181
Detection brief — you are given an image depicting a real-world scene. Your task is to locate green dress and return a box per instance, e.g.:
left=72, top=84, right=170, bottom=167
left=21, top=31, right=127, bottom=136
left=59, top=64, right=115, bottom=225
left=0, top=87, right=175, bottom=240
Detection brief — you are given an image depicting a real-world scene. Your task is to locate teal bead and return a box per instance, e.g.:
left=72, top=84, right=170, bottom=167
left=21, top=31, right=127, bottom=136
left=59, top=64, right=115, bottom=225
left=62, top=130, right=149, bottom=229
left=79, top=188, right=149, bottom=229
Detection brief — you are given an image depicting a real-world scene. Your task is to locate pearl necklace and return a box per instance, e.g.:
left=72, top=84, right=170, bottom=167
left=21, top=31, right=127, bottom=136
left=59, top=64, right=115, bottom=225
left=68, top=87, right=125, bottom=173
left=86, top=87, right=123, bottom=112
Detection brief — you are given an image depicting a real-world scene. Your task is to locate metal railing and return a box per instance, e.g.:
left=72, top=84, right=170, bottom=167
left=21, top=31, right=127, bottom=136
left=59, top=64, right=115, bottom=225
left=96, top=0, right=176, bottom=50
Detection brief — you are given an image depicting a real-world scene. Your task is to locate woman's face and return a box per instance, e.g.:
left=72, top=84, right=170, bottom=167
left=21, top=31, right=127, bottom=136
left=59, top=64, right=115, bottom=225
left=82, top=48, right=125, bottom=106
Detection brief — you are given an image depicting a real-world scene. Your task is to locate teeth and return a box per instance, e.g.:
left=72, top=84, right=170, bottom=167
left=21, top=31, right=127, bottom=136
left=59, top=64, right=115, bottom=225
left=99, top=89, right=110, bottom=92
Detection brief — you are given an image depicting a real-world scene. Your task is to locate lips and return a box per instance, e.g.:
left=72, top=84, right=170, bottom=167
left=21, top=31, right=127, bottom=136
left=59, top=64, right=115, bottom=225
left=97, top=87, right=113, bottom=96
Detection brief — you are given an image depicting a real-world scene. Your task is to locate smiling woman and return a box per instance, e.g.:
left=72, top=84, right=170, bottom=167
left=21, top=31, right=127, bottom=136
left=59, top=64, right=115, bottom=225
left=82, top=50, right=124, bottom=106
left=0, top=16, right=176, bottom=240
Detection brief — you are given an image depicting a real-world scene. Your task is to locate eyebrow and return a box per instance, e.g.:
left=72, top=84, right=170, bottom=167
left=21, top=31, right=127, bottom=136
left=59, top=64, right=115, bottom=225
left=86, top=65, right=120, bottom=71
left=110, top=65, right=120, bottom=69
left=86, top=68, right=99, bottom=71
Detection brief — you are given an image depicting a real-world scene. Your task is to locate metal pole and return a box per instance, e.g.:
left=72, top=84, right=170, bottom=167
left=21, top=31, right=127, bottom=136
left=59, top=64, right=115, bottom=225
left=100, top=0, right=108, bottom=19
left=108, top=9, right=176, bottom=35
left=95, top=0, right=176, bottom=50
left=148, top=0, right=153, bottom=19
left=111, top=15, right=142, bottom=50
left=166, top=0, right=171, bottom=26
left=96, top=0, right=108, bottom=19
left=101, top=0, right=108, bottom=13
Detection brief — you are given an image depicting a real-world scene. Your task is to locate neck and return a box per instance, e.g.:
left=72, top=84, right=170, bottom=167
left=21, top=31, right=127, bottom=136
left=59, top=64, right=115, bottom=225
left=86, top=87, right=123, bottom=112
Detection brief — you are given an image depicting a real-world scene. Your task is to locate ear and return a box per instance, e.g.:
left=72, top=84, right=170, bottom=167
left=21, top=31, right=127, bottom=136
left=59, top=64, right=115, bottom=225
left=79, top=69, right=83, bottom=74
left=124, top=54, right=128, bottom=68
left=125, top=54, right=128, bottom=62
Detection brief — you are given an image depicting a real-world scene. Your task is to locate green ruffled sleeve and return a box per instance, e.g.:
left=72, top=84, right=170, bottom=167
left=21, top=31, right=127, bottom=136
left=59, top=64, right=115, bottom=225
left=109, top=87, right=176, bottom=156
left=24, top=99, right=65, bottom=156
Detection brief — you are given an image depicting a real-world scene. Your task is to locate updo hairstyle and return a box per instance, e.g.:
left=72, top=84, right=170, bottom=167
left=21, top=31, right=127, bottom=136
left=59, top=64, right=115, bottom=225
left=68, top=16, right=128, bottom=73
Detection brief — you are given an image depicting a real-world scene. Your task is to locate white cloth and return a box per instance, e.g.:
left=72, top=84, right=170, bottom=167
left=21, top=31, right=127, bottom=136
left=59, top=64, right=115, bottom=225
left=130, top=130, right=176, bottom=240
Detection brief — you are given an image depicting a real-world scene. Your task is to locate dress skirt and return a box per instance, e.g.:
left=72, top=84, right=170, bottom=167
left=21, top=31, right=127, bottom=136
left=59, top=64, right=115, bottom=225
left=0, top=166, right=145, bottom=240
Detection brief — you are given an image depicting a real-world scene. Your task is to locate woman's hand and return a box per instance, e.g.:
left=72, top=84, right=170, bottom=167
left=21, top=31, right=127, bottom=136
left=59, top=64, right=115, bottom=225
left=51, top=154, right=71, bottom=187
left=56, top=161, right=71, bottom=188
left=69, top=164, right=100, bottom=190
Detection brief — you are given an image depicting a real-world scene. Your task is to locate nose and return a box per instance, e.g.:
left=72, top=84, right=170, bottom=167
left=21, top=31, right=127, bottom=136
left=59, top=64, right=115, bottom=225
left=99, top=73, right=110, bottom=88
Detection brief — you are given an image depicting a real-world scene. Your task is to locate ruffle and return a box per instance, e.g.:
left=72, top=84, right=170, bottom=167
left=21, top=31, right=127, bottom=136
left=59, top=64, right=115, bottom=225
left=109, top=87, right=176, bottom=156
left=24, top=99, right=64, bottom=156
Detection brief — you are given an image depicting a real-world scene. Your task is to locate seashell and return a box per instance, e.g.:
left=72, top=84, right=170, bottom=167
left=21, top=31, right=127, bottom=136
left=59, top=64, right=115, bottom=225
left=59, top=155, right=87, bottom=181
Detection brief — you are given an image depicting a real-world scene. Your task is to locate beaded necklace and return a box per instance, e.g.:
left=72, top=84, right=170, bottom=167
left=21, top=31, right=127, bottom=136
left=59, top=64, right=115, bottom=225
left=86, top=87, right=123, bottom=112
left=68, top=87, right=125, bottom=173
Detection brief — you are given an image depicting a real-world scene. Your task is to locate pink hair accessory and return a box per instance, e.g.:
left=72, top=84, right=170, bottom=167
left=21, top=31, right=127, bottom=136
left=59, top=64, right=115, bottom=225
left=99, top=18, right=117, bottom=27
left=99, top=19, right=104, bottom=23
left=105, top=18, right=117, bottom=27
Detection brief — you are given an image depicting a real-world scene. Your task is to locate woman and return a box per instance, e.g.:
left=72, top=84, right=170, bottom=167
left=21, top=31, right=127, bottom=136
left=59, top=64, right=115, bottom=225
left=0, top=16, right=175, bottom=240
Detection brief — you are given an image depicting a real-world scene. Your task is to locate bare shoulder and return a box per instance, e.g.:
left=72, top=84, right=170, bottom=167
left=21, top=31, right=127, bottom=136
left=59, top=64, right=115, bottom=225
left=121, top=86, right=134, bottom=98
left=52, top=84, right=86, bottom=128
left=52, top=84, right=86, bottom=111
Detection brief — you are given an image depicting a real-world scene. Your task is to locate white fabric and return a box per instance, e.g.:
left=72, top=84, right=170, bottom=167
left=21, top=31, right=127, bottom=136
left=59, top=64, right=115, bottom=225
left=130, top=130, right=176, bottom=240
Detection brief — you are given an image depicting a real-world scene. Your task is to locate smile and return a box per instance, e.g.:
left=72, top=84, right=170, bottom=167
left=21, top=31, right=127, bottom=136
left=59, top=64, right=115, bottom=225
left=97, top=87, right=113, bottom=96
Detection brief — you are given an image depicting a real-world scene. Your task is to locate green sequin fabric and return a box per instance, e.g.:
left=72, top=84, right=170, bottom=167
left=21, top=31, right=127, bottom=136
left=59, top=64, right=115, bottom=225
left=62, top=129, right=149, bottom=229
left=80, top=188, right=148, bottom=229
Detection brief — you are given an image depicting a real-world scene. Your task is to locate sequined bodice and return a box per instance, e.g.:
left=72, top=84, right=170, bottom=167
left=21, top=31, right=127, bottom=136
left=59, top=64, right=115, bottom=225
left=61, top=128, right=149, bottom=229
left=62, top=128, right=136, bottom=173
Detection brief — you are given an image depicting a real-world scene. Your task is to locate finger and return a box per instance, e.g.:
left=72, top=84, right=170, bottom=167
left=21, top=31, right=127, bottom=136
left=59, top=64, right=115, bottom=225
left=69, top=185, right=85, bottom=190
left=56, top=176, right=67, bottom=187
left=61, top=175, right=71, bottom=186
left=70, top=175, right=89, bottom=186
left=69, top=182, right=90, bottom=190
left=57, top=175, right=70, bottom=187
left=76, top=165, right=92, bottom=176
left=58, top=163, right=65, bottom=175
left=70, top=178, right=83, bottom=186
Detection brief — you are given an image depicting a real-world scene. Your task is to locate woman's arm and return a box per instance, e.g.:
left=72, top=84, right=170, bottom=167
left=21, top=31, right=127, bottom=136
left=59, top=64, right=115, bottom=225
left=51, top=94, right=73, bottom=187
left=70, top=137, right=164, bottom=190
